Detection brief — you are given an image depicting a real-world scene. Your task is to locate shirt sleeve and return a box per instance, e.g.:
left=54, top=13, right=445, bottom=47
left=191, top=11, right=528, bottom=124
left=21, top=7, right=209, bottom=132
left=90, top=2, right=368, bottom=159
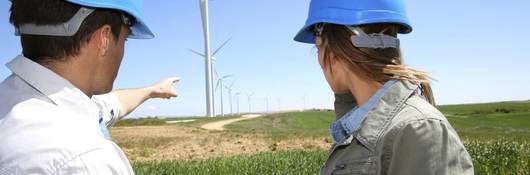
left=384, top=118, right=474, bottom=175
left=92, top=93, right=122, bottom=127
left=333, top=93, right=357, bottom=119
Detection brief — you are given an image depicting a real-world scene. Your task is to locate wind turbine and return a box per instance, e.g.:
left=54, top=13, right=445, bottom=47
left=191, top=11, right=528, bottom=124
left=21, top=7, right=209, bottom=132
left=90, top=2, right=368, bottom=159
left=300, top=95, right=307, bottom=111
left=277, top=98, right=282, bottom=112
left=216, top=74, right=232, bottom=116
left=224, top=81, right=236, bottom=115
left=247, top=92, right=254, bottom=113
left=190, top=38, right=232, bottom=116
left=264, top=96, right=269, bottom=113
left=198, top=0, right=214, bottom=117
left=234, top=92, right=241, bottom=115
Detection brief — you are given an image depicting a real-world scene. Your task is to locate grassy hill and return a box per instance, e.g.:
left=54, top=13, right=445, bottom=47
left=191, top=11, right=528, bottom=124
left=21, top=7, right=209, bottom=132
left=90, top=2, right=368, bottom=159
left=439, top=102, right=530, bottom=141
left=128, top=101, right=530, bottom=175
left=225, top=111, right=334, bottom=141
left=224, top=102, right=530, bottom=142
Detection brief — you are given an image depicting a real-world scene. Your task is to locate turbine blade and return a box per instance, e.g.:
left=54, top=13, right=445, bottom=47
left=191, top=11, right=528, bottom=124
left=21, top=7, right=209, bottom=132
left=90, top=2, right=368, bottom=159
left=189, top=49, right=205, bottom=57
left=212, top=37, right=232, bottom=56
left=222, top=74, right=233, bottom=79
left=215, top=79, right=221, bottom=91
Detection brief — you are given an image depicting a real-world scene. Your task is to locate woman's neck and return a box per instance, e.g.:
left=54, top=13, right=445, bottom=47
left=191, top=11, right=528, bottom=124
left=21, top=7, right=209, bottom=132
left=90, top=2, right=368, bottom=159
left=348, top=76, right=382, bottom=106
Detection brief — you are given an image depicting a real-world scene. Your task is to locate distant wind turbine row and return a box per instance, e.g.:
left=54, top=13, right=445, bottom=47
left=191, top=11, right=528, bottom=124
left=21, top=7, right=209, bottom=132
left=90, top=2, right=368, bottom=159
left=196, top=0, right=306, bottom=116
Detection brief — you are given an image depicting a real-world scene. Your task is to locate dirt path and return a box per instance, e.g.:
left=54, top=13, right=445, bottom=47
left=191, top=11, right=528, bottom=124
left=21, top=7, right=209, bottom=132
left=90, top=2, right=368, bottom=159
left=111, top=125, right=330, bottom=162
left=201, top=114, right=262, bottom=130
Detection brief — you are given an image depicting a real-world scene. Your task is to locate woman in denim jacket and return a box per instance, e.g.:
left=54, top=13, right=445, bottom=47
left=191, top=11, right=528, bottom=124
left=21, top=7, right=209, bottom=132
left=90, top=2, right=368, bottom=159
left=294, top=0, right=474, bottom=174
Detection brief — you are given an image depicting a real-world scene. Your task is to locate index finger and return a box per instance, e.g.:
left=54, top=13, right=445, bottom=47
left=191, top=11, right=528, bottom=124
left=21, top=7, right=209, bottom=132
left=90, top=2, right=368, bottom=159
left=169, top=77, right=181, bottom=84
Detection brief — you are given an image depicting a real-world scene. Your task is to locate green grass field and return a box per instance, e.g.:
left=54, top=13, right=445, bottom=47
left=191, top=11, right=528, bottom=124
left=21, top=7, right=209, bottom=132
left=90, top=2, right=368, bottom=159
left=130, top=102, right=530, bottom=175
left=224, top=103, right=530, bottom=142
left=134, top=141, right=530, bottom=175
left=114, top=115, right=242, bottom=127
left=133, top=149, right=327, bottom=175
left=225, top=111, right=334, bottom=141
left=114, top=117, right=167, bottom=127
left=440, top=102, right=530, bottom=141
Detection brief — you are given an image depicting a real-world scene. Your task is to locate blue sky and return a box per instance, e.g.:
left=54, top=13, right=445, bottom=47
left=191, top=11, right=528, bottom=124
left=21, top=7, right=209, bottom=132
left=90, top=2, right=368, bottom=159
left=1, top=0, right=529, bottom=117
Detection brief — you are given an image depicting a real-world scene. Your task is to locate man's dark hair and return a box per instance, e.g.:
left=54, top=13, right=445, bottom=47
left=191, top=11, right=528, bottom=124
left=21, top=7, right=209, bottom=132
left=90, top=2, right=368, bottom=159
left=9, top=0, right=125, bottom=62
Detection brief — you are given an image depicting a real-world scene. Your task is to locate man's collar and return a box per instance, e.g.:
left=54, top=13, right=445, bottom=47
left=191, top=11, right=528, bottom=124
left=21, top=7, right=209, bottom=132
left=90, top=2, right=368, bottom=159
left=6, top=55, right=99, bottom=116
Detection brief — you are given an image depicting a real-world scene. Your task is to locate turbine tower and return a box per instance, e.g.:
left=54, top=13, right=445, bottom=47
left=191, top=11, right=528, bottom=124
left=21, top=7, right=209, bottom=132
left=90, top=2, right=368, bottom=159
left=216, top=75, right=232, bottom=116
left=234, top=92, right=241, bottom=115
left=264, top=96, right=269, bottom=113
left=199, top=0, right=214, bottom=117
left=224, top=81, right=236, bottom=115
left=247, top=92, right=254, bottom=113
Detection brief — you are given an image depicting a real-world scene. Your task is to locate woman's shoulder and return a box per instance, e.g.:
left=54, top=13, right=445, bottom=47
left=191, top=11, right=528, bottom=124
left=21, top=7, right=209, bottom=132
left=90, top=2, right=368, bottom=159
left=382, top=94, right=456, bottom=139
left=395, top=95, right=447, bottom=123
left=379, top=94, right=463, bottom=148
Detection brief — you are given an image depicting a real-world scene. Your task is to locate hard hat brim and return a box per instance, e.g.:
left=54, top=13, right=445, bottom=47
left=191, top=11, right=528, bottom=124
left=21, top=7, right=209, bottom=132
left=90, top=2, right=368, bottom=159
left=294, top=10, right=413, bottom=44
left=66, top=0, right=155, bottom=39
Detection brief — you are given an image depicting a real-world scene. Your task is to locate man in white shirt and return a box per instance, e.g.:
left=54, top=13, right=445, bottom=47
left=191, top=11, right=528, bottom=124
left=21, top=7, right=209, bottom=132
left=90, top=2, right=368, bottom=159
left=0, top=0, right=178, bottom=174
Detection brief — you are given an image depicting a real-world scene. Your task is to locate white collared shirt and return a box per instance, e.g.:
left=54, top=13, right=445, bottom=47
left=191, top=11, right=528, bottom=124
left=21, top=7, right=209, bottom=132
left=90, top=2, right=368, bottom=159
left=0, top=55, right=133, bottom=174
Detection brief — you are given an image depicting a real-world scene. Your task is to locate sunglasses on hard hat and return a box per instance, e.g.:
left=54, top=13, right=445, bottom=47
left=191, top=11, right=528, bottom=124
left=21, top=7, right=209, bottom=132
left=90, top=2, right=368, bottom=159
left=120, top=13, right=136, bottom=37
left=311, top=23, right=325, bottom=37
left=122, top=13, right=135, bottom=27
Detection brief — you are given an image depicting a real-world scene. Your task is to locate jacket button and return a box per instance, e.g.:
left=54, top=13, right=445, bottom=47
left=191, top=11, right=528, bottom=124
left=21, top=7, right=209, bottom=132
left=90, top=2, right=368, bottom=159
left=335, top=164, right=346, bottom=170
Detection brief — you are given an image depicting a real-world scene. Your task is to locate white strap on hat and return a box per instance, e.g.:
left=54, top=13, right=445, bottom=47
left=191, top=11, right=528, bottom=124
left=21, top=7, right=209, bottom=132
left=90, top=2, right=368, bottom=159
left=15, top=7, right=94, bottom=37
left=348, top=26, right=400, bottom=49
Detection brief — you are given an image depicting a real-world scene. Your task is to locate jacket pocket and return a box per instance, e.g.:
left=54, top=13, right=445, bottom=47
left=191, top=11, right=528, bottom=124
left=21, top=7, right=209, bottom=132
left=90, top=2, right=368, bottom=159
left=322, top=137, right=376, bottom=175
left=331, top=159, right=376, bottom=175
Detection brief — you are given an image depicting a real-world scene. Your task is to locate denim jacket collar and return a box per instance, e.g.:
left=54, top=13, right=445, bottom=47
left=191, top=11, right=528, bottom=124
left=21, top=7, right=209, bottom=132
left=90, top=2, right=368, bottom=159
left=330, top=80, right=397, bottom=143
left=331, top=80, right=420, bottom=152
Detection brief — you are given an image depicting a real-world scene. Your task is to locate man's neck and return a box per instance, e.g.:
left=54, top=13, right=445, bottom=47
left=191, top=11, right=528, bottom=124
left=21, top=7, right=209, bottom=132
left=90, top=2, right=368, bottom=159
left=39, top=55, right=96, bottom=97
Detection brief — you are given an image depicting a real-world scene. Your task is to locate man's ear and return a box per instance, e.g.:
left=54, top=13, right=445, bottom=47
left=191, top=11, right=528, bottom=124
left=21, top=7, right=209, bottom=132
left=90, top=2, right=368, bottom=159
left=94, top=25, right=112, bottom=56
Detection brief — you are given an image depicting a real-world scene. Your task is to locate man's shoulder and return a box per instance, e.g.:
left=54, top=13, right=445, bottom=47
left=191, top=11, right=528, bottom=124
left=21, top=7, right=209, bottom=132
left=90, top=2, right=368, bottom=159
left=0, top=109, right=114, bottom=175
left=0, top=102, right=101, bottom=154
left=0, top=74, right=54, bottom=117
left=0, top=91, right=58, bottom=126
left=0, top=74, right=101, bottom=162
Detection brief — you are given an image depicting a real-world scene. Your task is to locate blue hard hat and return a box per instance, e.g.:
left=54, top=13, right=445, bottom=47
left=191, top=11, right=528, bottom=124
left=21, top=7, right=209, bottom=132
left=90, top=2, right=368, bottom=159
left=66, top=0, right=154, bottom=39
left=294, top=0, right=412, bottom=44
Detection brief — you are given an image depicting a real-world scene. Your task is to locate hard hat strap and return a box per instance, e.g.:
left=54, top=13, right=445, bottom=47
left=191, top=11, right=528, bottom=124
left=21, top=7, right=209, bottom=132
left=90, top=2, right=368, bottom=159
left=348, top=26, right=400, bottom=49
left=15, top=7, right=95, bottom=37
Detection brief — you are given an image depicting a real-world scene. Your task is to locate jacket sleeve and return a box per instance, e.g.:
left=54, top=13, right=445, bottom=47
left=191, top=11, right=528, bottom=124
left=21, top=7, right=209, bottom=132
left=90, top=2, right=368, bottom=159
left=333, top=93, right=357, bottom=119
left=384, top=118, right=474, bottom=175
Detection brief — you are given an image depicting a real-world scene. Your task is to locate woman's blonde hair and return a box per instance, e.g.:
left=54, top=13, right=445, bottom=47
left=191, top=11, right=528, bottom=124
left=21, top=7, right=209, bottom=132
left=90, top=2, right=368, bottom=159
left=319, top=23, right=436, bottom=105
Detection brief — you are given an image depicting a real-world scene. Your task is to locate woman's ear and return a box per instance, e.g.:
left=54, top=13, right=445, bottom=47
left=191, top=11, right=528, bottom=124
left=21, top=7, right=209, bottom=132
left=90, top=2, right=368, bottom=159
left=315, top=36, right=323, bottom=46
left=329, top=52, right=340, bottom=70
